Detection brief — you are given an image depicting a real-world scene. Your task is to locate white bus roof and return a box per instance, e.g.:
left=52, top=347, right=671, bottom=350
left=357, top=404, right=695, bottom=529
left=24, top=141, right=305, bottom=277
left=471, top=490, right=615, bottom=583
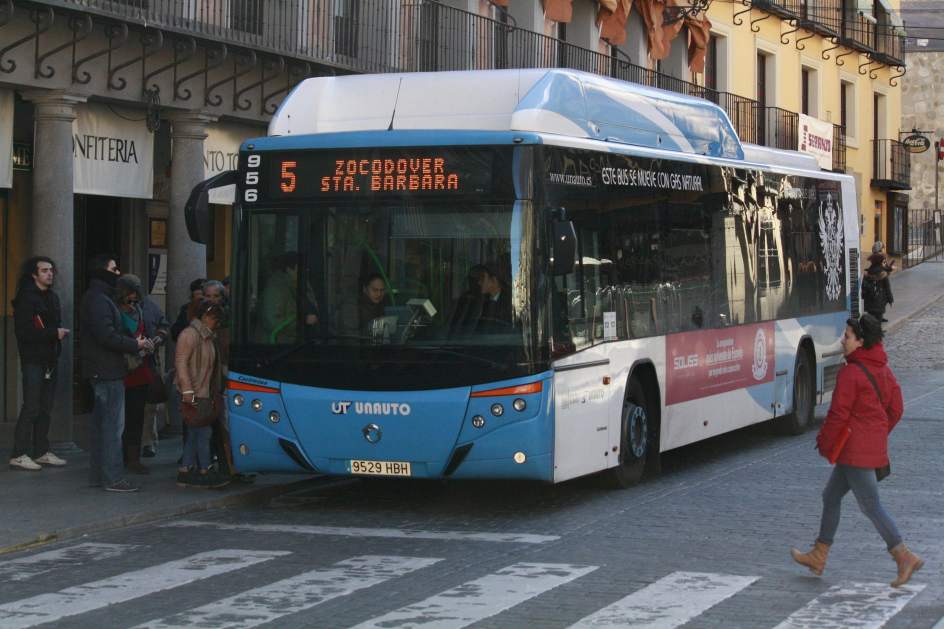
left=269, top=69, right=745, bottom=160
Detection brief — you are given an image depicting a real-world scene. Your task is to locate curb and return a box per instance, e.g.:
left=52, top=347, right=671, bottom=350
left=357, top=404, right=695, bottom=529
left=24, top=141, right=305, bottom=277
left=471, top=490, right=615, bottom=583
left=885, top=293, right=944, bottom=335
left=0, top=476, right=324, bottom=556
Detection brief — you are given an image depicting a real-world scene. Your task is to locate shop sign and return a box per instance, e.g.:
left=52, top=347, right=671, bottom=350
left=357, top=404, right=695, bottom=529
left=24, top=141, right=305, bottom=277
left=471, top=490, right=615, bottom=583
left=205, top=123, right=264, bottom=204
left=73, top=103, right=154, bottom=199
left=798, top=113, right=834, bottom=170
left=0, top=89, right=12, bottom=189
left=902, top=133, right=930, bottom=154
left=13, top=143, right=33, bottom=172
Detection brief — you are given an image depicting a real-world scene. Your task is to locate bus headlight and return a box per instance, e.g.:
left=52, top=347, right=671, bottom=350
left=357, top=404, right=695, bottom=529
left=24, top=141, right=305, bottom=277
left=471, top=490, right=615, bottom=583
left=268, top=411, right=281, bottom=424
left=251, top=399, right=263, bottom=412
left=471, top=415, right=485, bottom=428
left=513, top=398, right=527, bottom=412
left=233, top=394, right=245, bottom=407
left=490, top=403, right=504, bottom=417
left=513, top=451, right=527, bottom=464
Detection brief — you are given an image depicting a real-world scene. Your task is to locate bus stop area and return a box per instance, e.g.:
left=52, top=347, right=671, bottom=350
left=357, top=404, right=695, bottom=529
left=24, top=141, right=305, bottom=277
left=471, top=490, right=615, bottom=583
left=2, top=261, right=943, bottom=557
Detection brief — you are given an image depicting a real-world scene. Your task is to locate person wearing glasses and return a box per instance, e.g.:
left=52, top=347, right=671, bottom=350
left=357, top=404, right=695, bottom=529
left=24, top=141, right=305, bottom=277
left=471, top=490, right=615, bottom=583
left=115, top=274, right=164, bottom=476
left=790, top=313, right=922, bottom=587
left=80, top=255, right=152, bottom=493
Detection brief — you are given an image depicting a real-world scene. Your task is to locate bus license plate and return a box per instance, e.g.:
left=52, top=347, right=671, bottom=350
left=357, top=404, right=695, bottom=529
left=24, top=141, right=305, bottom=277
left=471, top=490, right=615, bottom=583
left=350, top=460, right=412, bottom=477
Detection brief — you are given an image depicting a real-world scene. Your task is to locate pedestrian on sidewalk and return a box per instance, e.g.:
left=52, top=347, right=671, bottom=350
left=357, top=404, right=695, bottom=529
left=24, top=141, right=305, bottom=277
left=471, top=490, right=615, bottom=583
left=80, top=255, right=153, bottom=493
left=139, top=286, right=170, bottom=459
left=175, top=299, right=229, bottom=489
left=9, top=256, right=70, bottom=471
left=863, top=250, right=894, bottom=323
left=790, top=313, right=923, bottom=587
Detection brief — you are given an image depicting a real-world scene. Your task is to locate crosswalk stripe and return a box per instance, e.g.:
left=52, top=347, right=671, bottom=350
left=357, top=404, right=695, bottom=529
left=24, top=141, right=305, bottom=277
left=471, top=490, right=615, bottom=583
left=351, top=562, right=598, bottom=628
left=0, top=549, right=288, bottom=629
left=0, top=543, right=137, bottom=583
left=773, top=581, right=926, bottom=629
left=163, top=519, right=559, bottom=544
left=569, top=571, right=759, bottom=628
left=134, top=555, right=442, bottom=629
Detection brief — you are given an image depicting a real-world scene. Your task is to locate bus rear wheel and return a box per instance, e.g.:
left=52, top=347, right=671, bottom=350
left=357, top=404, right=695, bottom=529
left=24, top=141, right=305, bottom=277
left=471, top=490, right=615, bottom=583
left=602, top=379, right=654, bottom=488
left=780, top=349, right=814, bottom=435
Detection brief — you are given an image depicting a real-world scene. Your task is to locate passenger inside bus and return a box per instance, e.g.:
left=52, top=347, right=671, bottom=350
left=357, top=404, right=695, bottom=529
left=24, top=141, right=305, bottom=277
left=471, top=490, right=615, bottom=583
left=447, top=265, right=486, bottom=336
left=475, top=264, right=512, bottom=333
left=358, top=272, right=389, bottom=335
left=254, top=252, right=319, bottom=344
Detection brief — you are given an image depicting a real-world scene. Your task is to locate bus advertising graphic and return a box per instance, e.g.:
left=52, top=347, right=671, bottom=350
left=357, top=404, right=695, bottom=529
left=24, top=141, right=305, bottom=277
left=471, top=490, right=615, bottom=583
left=665, top=322, right=776, bottom=405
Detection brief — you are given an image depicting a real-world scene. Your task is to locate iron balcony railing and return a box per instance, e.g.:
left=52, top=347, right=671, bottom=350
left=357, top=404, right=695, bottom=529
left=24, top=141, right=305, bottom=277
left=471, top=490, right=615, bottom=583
left=872, top=139, right=911, bottom=190
left=33, top=0, right=847, bottom=169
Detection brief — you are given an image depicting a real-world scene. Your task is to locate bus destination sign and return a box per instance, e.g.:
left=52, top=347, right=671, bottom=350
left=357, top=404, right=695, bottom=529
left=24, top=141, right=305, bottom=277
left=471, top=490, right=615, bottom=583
left=263, top=148, right=496, bottom=200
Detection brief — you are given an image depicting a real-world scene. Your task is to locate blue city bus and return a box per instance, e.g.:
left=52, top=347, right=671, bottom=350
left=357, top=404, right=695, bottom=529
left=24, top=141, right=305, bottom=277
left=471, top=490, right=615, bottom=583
left=186, top=69, right=860, bottom=486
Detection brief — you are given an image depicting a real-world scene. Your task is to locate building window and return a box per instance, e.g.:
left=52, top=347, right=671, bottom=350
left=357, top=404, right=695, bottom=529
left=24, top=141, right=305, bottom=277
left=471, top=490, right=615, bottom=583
left=334, top=0, right=360, bottom=57
left=800, top=65, right=818, bottom=117
left=705, top=35, right=719, bottom=91
left=840, top=80, right=856, bottom=141
left=873, top=92, right=886, bottom=140
left=232, top=0, right=263, bottom=36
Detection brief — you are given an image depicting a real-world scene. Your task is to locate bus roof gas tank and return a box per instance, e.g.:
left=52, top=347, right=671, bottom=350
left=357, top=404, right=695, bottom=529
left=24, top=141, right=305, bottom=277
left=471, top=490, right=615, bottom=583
left=268, top=69, right=743, bottom=160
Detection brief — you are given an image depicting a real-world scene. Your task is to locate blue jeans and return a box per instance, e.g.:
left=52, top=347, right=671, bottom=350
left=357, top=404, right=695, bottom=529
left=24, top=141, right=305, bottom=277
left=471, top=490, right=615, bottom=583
left=12, top=363, right=57, bottom=459
left=818, top=464, right=903, bottom=550
left=88, top=379, right=126, bottom=487
left=182, top=425, right=212, bottom=471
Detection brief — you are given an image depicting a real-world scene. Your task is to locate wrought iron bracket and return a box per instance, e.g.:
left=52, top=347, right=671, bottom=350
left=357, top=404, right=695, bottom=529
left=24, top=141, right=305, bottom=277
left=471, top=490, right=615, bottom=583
left=1, top=6, right=54, bottom=75
left=750, top=9, right=771, bottom=32
left=821, top=36, right=841, bottom=60
left=263, top=62, right=310, bottom=115
left=108, top=28, right=163, bottom=91
left=780, top=18, right=800, bottom=45
left=834, top=46, right=856, bottom=66
left=142, top=35, right=196, bottom=95
left=36, top=14, right=92, bottom=79
left=235, top=56, right=285, bottom=112
left=732, top=0, right=752, bottom=26
left=858, top=57, right=882, bottom=77
left=206, top=48, right=256, bottom=107
left=175, top=42, right=226, bottom=102
left=73, top=21, right=127, bottom=84
left=889, top=65, right=906, bottom=87
left=794, top=27, right=815, bottom=51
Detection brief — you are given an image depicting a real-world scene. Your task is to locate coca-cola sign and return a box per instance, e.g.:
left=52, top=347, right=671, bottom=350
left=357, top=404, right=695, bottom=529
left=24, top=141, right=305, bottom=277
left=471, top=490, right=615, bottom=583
left=902, top=133, right=930, bottom=154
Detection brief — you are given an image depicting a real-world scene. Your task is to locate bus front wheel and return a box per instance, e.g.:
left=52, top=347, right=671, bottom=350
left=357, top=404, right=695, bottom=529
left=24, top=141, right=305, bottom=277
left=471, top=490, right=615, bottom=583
left=602, top=379, right=654, bottom=488
left=780, top=349, right=815, bottom=435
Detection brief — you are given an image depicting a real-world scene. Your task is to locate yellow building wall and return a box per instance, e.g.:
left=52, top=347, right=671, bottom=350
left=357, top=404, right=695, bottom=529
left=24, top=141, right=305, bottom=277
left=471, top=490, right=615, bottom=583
left=705, top=0, right=904, bottom=256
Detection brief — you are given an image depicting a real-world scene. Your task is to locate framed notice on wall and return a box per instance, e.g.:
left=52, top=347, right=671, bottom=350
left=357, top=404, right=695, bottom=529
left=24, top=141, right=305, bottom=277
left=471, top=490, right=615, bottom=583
left=149, top=218, right=167, bottom=249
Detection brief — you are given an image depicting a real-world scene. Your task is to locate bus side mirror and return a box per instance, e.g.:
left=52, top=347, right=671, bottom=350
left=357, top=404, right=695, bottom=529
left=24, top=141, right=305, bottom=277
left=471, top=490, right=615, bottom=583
left=185, top=170, right=238, bottom=244
left=550, top=219, right=577, bottom=276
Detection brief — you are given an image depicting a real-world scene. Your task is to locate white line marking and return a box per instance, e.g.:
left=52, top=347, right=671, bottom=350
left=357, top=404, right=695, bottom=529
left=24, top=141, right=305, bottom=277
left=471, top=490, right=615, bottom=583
left=135, top=555, right=442, bottom=629
left=0, top=543, right=137, bottom=583
left=352, top=562, right=597, bottom=628
left=773, top=581, right=926, bottom=629
left=569, top=571, right=759, bottom=628
left=0, top=549, right=288, bottom=629
left=162, top=519, right=559, bottom=544
left=933, top=617, right=944, bottom=629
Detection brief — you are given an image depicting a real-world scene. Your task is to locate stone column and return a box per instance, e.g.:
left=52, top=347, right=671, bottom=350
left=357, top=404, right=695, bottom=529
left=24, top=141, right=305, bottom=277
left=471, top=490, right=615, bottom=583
left=167, top=111, right=216, bottom=321
left=23, top=91, right=86, bottom=449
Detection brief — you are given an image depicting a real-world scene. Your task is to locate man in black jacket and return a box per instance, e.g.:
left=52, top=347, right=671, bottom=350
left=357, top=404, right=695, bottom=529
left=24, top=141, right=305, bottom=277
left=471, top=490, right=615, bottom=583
left=80, top=256, right=152, bottom=492
left=9, top=257, right=70, bottom=471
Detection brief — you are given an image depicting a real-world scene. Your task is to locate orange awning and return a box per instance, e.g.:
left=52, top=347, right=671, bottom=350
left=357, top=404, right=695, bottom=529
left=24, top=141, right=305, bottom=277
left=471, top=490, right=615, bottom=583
left=543, top=0, right=573, bottom=23
left=597, top=0, right=634, bottom=45
left=686, top=15, right=712, bottom=74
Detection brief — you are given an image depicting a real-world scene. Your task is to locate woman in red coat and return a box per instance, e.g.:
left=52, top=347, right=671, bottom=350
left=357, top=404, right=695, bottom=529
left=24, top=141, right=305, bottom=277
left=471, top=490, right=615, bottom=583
left=790, top=314, right=923, bottom=587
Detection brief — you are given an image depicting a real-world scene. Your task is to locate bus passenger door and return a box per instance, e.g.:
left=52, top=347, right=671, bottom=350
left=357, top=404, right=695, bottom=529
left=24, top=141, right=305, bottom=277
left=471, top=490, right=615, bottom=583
left=553, top=357, right=612, bottom=482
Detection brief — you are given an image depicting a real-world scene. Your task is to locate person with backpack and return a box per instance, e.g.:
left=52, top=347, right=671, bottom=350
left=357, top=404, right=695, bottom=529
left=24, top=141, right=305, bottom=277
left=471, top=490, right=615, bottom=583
left=789, top=314, right=923, bottom=587
left=862, top=252, right=893, bottom=323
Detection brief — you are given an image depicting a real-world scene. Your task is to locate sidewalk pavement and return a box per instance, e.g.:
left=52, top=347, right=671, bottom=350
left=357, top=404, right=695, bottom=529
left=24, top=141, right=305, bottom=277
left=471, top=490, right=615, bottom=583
left=1, top=262, right=942, bottom=555
left=0, top=442, right=317, bottom=555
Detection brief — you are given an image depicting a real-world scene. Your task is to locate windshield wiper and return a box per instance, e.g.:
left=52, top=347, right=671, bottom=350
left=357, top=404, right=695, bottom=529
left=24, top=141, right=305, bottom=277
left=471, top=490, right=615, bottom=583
left=258, top=334, right=369, bottom=366
left=422, top=346, right=510, bottom=371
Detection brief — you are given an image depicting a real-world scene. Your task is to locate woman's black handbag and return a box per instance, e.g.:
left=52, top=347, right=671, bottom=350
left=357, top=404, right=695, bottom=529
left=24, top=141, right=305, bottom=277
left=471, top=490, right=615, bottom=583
left=875, top=463, right=891, bottom=482
left=181, top=395, right=222, bottom=428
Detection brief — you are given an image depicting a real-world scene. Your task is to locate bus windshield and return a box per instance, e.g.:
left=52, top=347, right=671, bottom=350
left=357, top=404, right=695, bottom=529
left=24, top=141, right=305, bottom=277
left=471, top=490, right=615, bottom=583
left=232, top=200, right=545, bottom=390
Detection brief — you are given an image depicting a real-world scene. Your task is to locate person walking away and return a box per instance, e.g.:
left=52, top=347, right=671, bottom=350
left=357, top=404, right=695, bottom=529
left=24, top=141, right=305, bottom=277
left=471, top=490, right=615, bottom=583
left=115, top=275, right=160, bottom=475
left=790, top=314, right=923, bottom=587
left=175, top=300, right=229, bottom=489
left=81, top=259, right=153, bottom=493
left=862, top=252, right=894, bottom=323
left=9, top=256, right=70, bottom=470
